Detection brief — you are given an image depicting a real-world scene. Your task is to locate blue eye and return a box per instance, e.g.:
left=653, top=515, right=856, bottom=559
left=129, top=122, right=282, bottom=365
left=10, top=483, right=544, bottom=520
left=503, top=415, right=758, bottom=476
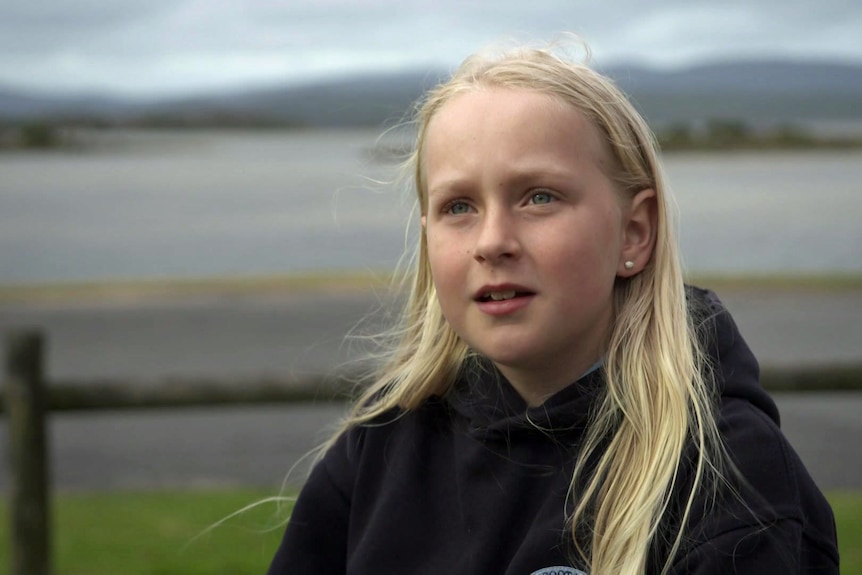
left=447, top=201, right=471, bottom=215
left=529, top=191, right=554, bottom=205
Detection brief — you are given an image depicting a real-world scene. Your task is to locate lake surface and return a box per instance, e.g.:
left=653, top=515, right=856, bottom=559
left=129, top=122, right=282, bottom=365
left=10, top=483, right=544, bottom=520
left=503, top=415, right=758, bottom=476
left=2, top=128, right=861, bottom=284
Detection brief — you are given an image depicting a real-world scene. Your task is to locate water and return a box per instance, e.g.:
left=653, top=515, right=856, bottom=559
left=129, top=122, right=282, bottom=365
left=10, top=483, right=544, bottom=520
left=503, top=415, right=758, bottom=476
left=669, top=152, right=862, bottom=274
left=1, top=128, right=861, bottom=284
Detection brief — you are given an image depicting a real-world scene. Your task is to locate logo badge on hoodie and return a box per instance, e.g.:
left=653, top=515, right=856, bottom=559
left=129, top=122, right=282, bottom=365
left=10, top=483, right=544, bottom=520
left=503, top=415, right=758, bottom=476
left=529, top=568, right=587, bottom=575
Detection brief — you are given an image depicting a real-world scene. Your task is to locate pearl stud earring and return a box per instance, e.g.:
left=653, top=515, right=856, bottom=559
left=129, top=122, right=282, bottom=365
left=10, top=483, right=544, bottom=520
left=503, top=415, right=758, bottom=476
left=624, top=261, right=635, bottom=270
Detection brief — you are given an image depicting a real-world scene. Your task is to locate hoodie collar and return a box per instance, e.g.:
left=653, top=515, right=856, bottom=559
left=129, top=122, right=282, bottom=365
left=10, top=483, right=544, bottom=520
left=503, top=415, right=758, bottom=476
left=445, top=357, right=605, bottom=439
left=443, top=285, right=777, bottom=438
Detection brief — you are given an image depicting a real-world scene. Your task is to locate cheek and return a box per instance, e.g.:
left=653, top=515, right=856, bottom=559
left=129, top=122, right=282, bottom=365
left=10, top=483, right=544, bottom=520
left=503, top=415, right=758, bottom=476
left=426, top=236, right=472, bottom=327
left=426, top=236, right=459, bottom=289
left=426, top=226, right=468, bottom=264
left=425, top=231, right=442, bottom=271
left=543, top=225, right=620, bottom=287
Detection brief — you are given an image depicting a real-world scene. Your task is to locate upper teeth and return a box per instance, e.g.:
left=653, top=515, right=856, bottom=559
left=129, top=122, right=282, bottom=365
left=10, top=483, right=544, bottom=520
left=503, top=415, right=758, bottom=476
left=488, top=290, right=517, bottom=301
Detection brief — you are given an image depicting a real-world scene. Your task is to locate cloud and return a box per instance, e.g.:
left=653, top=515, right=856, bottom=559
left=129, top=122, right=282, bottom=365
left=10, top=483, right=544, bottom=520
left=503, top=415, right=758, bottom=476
left=1, top=0, right=860, bottom=96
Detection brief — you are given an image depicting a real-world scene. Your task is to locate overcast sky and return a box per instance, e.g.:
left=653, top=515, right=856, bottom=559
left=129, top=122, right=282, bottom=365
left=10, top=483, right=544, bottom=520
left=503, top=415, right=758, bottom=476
left=3, top=0, right=861, bottom=97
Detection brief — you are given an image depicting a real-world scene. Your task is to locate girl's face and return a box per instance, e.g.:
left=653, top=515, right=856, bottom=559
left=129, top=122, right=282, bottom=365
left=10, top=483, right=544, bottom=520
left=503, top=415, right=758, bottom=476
left=421, top=88, right=653, bottom=403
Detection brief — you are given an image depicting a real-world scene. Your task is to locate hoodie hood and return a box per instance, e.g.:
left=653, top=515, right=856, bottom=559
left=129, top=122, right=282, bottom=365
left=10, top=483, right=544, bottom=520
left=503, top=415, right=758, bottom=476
left=688, top=285, right=780, bottom=425
left=445, top=285, right=779, bottom=438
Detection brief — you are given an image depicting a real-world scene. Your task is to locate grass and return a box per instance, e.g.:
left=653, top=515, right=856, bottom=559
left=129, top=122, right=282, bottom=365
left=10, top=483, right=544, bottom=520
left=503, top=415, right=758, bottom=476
left=684, top=272, right=862, bottom=293
left=832, top=491, right=862, bottom=571
left=0, top=489, right=859, bottom=573
left=2, top=271, right=862, bottom=307
left=0, top=489, right=292, bottom=575
left=0, top=270, right=397, bottom=306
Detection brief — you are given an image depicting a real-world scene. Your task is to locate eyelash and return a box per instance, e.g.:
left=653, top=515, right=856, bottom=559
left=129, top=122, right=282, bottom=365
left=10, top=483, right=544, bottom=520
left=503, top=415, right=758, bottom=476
left=439, top=189, right=557, bottom=215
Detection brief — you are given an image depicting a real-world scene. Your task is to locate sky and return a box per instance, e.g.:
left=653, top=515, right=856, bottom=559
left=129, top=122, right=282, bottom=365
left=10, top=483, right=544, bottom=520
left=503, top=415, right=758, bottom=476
left=2, top=0, right=862, bottom=98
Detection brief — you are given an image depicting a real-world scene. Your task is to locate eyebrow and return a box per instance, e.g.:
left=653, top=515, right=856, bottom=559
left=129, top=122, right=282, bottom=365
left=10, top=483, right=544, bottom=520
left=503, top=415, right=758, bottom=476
left=427, top=166, right=577, bottom=198
left=426, top=178, right=468, bottom=199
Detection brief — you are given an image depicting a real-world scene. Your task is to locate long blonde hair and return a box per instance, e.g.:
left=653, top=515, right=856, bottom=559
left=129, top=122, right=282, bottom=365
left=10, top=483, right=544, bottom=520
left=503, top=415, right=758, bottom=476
left=334, top=43, right=723, bottom=575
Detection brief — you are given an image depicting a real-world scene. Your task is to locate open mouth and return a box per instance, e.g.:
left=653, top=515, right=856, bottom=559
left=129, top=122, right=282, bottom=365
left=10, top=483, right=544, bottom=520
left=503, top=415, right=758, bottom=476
left=477, top=290, right=533, bottom=302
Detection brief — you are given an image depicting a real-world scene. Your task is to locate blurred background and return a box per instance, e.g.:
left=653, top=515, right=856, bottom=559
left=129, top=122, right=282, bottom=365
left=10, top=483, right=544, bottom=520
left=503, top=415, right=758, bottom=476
left=0, top=1, right=861, bottom=572
left=2, top=0, right=862, bottom=284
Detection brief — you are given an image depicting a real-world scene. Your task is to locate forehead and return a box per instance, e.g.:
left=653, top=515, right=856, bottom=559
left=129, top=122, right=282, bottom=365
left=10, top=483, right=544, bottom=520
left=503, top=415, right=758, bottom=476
left=422, top=87, right=612, bottom=186
left=428, top=87, right=584, bottom=137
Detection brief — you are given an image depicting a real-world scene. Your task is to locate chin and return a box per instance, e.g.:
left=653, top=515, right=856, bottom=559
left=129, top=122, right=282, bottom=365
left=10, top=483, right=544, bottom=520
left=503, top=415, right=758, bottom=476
left=475, top=348, right=540, bottom=373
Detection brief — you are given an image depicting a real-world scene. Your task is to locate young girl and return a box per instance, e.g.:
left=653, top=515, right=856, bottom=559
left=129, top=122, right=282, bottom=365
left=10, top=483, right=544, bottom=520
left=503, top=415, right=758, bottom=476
left=268, top=44, right=838, bottom=574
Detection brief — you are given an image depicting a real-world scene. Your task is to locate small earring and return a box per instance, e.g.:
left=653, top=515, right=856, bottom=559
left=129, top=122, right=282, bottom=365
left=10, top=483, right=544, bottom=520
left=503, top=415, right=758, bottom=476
left=624, top=260, right=635, bottom=270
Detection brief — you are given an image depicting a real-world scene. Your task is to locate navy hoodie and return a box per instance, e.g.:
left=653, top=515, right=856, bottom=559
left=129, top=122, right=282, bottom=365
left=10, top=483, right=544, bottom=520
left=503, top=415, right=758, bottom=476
left=268, top=288, right=838, bottom=574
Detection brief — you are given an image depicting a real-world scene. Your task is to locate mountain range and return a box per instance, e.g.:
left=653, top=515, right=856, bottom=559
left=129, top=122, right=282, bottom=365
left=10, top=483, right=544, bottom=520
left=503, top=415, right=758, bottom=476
left=2, top=59, right=861, bottom=129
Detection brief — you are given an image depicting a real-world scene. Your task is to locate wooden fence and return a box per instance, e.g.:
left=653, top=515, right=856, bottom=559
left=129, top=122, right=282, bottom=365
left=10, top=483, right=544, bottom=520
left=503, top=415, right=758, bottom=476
left=5, top=331, right=50, bottom=575
left=2, top=328, right=861, bottom=575
left=0, top=329, right=352, bottom=575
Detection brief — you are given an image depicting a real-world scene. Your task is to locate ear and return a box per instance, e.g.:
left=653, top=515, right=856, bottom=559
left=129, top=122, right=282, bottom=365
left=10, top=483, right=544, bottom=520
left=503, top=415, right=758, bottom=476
left=618, top=188, right=657, bottom=277
left=420, top=215, right=427, bottom=229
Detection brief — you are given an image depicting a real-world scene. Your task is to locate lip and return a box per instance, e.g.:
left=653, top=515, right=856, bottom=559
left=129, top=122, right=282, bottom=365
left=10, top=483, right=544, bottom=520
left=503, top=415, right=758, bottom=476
left=473, top=283, right=534, bottom=300
left=473, top=283, right=536, bottom=316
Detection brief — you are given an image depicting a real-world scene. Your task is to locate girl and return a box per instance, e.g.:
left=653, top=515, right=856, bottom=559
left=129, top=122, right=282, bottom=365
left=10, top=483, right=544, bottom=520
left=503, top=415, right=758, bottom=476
left=268, top=43, right=838, bottom=574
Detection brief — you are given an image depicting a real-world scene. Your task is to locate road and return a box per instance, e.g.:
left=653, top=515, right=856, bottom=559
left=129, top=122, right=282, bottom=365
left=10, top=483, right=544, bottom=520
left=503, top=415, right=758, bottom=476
left=0, top=393, right=859, bottom=492
left=1, top=286, right=861, bottom=381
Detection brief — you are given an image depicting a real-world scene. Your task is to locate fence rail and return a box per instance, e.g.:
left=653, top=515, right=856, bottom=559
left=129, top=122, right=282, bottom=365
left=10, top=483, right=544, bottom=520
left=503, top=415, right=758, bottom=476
left=2, top=362, right=861, bottom=415
left=3, top=329, right=862, bottom=575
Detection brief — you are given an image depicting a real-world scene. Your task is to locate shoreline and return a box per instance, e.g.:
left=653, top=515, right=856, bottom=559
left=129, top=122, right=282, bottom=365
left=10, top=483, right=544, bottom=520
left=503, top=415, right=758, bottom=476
left=4, top=122, right=862, bottom=154
left=2, top=271, right=862, bottom=307
left=0, top=271, right=396, bottom=307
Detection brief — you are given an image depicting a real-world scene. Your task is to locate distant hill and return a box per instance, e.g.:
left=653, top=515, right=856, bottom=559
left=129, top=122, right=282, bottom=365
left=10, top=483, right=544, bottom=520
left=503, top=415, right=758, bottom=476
left=139, top=69, right=450, bottom=127
left=601, top=59, right=862, bottom=126
left=0, top=89, right=138, bottom=121
left=1, top=59, right=861, bottom=128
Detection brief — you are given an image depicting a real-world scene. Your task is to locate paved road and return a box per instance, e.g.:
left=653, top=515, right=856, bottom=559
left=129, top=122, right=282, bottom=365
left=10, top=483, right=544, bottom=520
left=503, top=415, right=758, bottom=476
left=1, top=287, right=861, bottom=381
left=0, top=286, right=860, bottom=492
left=0, top=394, right=859, bottom=492
left=0, top=290, right=392, bottom=381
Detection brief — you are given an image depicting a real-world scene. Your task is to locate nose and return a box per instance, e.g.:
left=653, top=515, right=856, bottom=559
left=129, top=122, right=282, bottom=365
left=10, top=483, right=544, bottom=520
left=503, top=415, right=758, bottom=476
left=473, top=208, right=520, bottom=264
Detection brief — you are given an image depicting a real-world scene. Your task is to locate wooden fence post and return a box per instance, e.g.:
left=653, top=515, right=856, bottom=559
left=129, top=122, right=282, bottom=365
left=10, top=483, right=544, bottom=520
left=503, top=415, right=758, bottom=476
left=4, top=330, right=51, bottom=575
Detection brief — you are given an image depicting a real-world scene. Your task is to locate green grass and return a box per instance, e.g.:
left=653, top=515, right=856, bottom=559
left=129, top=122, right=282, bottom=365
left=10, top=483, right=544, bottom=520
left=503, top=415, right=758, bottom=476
left=685, top=272, right=862, bottom=293
left=0, top=489, right=859, bottom=573
left=831, top=491, right=862, bottom=572
left=0, top=489, right=292, bottom=575
left=0, top=270, right=397, bottom=305
left=3, top=270, right=862, bottom=306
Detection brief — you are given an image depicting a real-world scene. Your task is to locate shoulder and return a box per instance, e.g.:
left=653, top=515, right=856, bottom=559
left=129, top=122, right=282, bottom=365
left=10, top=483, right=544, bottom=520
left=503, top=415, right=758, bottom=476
left=717, top=397, right=805, bottom=520
left=273, top=397, right=453, bottom=565
left=674, top=397, right=839, bottom=570
left=319, top=397, right=455, bottom=498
